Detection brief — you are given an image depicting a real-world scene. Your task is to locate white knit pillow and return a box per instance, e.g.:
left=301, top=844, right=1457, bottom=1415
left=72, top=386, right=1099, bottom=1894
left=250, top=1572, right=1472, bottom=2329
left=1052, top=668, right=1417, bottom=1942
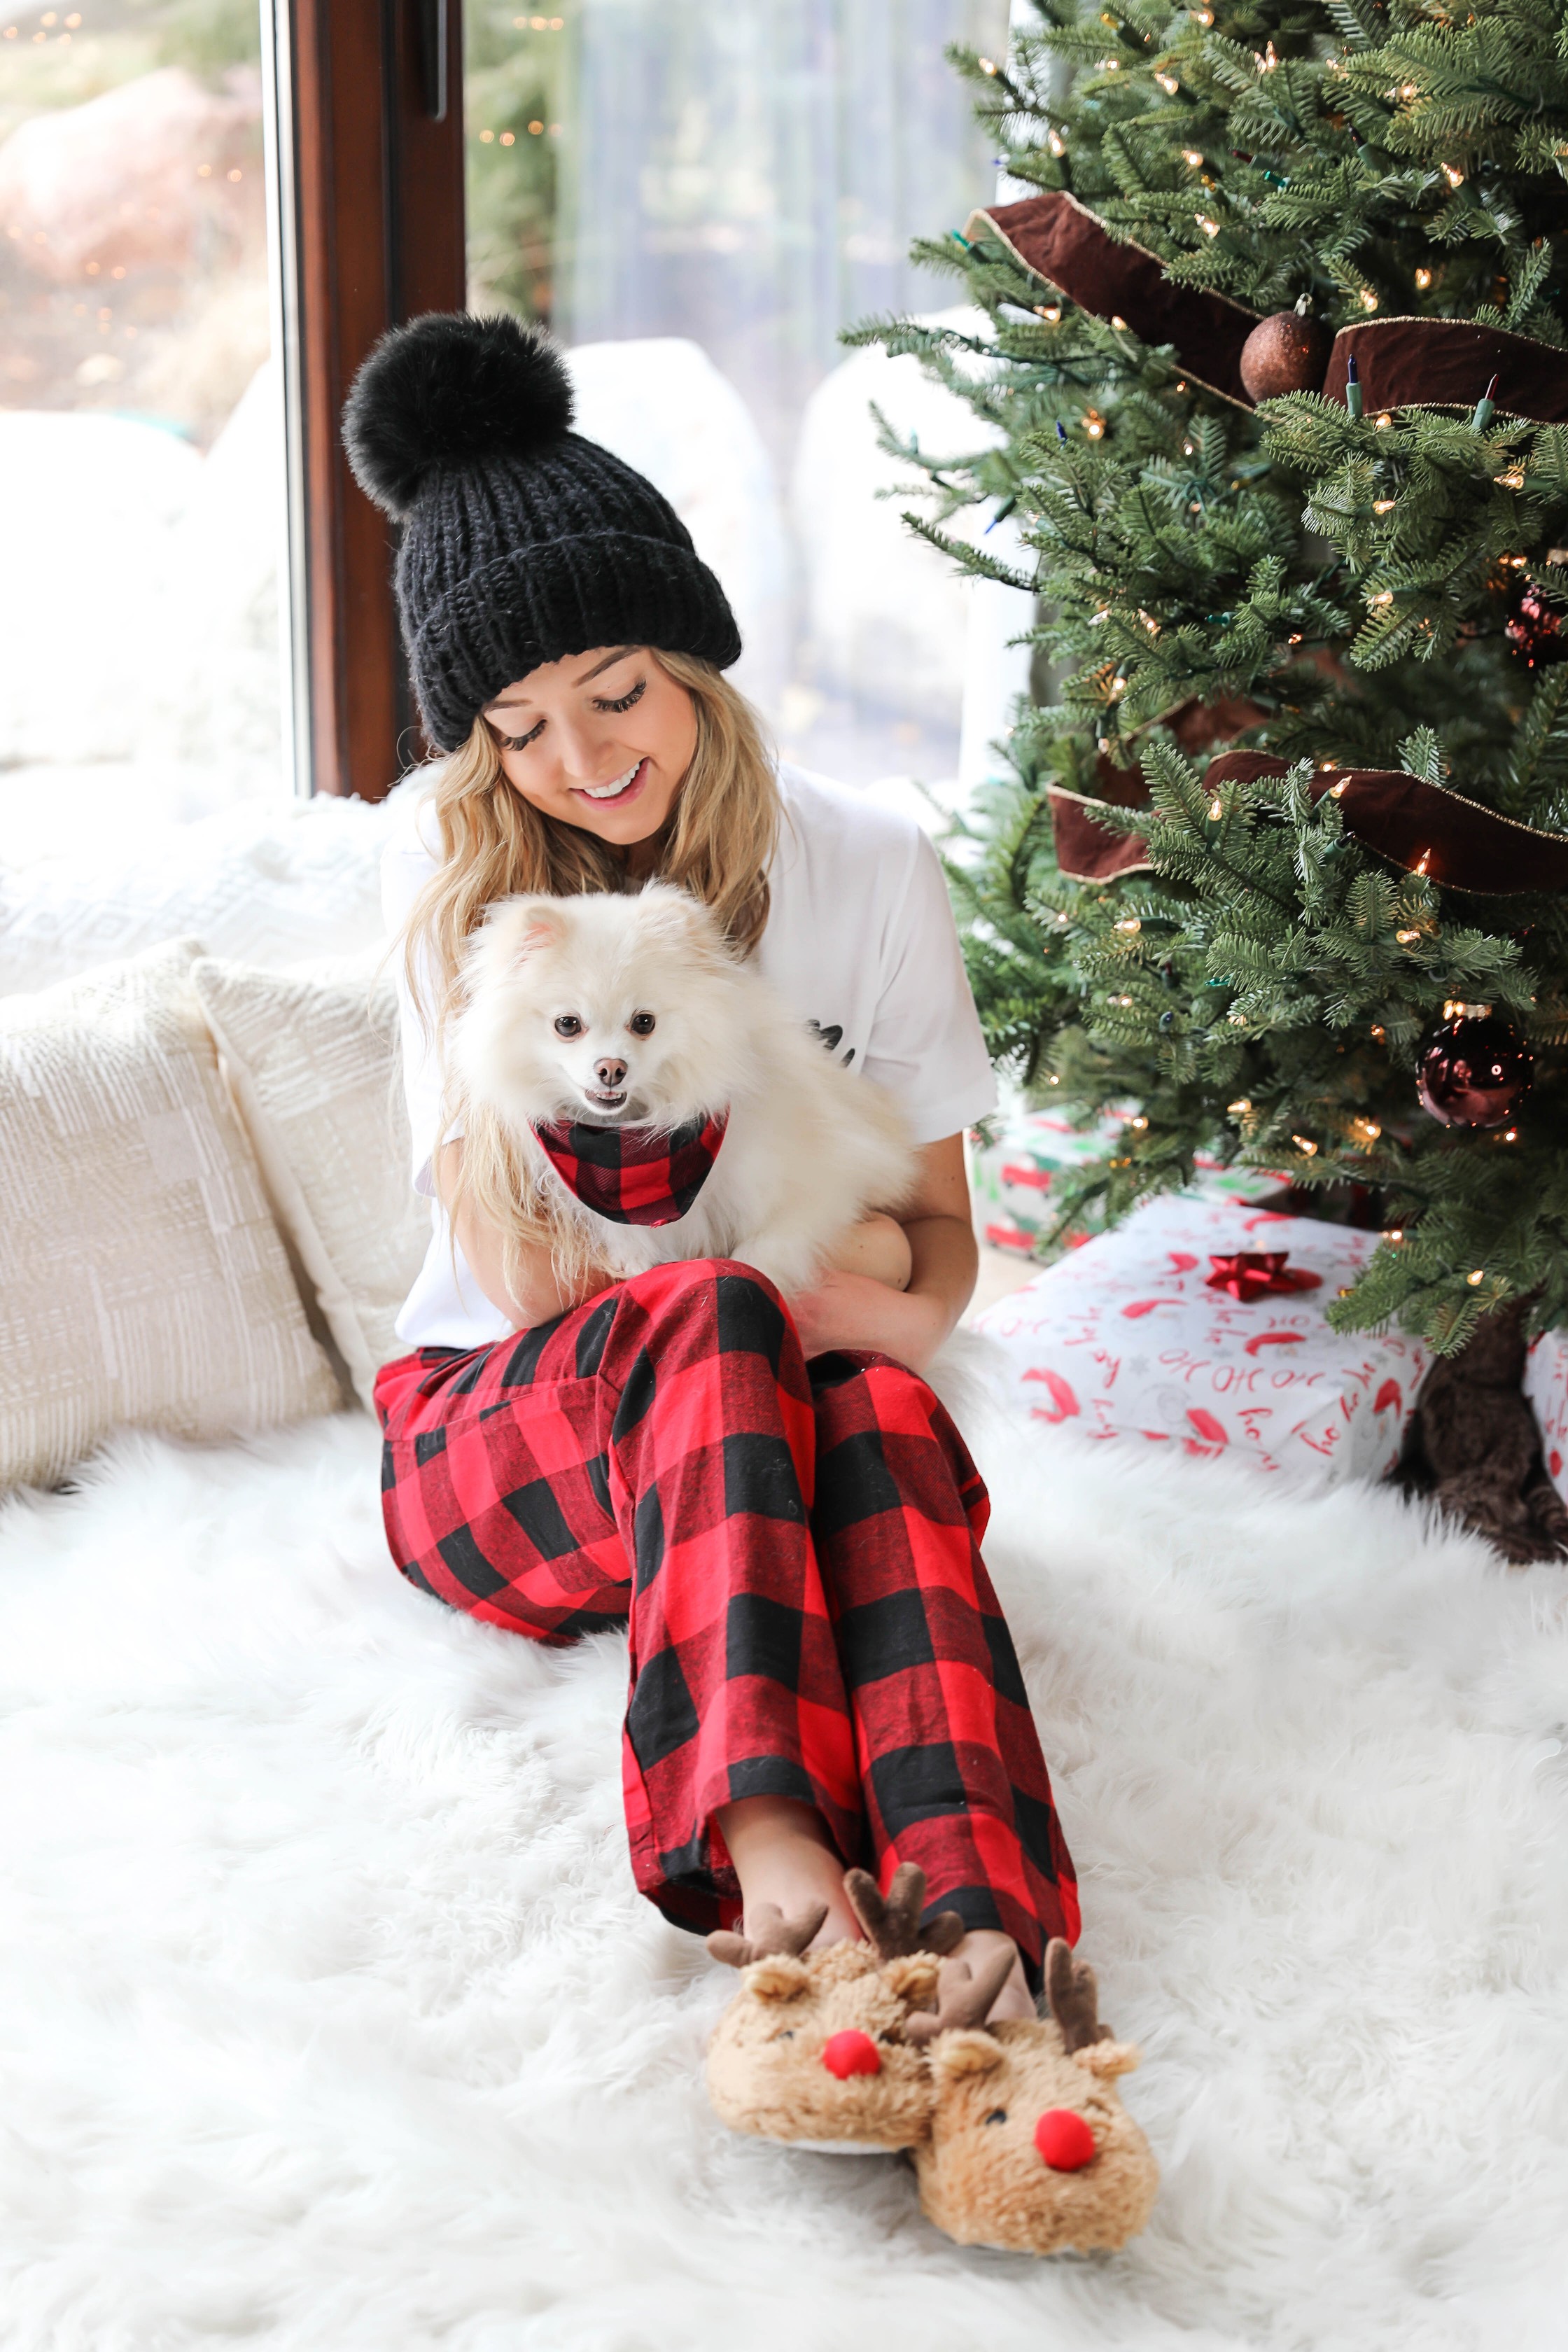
left=190, top=954, right=429, bottom=1410
left=0, top=939, right=341, bottom=1490
left=0, top=788, right=401, bottom=998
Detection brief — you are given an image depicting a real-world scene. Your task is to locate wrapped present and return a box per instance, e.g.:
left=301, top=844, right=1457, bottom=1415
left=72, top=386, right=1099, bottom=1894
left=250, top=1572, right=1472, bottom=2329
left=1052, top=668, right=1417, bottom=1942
left=1522, top=1329, right=1568, bottom=1502
left=967, top=1106, right=1122, bottom=1258
left=967, top=1102, right=1284, bottom=1263
left=971, top=1194, right=1429, bottom=1483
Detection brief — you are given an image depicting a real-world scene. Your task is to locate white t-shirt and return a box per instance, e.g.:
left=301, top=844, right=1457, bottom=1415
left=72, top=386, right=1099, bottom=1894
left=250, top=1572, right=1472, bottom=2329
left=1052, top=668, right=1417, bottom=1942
left=381, top=761, right=997, bottom=1351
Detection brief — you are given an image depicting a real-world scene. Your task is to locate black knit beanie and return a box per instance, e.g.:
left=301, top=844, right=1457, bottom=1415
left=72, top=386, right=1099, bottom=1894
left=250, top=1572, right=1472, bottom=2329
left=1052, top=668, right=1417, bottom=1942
left=340, top=312, right=742, bottom=753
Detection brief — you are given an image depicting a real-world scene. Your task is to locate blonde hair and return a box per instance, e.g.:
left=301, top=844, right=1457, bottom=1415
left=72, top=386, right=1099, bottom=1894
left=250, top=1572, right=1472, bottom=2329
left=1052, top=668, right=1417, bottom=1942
left=461, top=1096, right=612, bottom=1302
left=399, top=650, right=780, bottom=1287
left=401, top=649, right=778, bottom=1048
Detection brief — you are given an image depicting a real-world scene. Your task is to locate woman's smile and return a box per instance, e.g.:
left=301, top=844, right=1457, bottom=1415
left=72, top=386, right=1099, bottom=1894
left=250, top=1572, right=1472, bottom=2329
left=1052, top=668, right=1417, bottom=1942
left=573, top=757, right=650, bottom=808
left=481, top=647, right=699, bottom=858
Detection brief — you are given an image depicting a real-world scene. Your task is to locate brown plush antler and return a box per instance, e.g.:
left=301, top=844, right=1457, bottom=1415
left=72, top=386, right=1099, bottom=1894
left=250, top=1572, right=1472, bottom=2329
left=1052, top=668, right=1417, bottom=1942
left=706, top=1901, right=829, bottom=1970
left=903, top=1947, right=1017, bottom=2047
left=844, top=1863, right=965, bottom=1961
left=1044, top=1936, right=1111, bottom=2054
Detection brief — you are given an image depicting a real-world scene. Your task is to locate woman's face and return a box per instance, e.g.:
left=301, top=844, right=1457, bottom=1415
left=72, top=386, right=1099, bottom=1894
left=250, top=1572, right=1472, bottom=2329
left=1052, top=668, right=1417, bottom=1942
left=481, top=645, right=698, bottom=847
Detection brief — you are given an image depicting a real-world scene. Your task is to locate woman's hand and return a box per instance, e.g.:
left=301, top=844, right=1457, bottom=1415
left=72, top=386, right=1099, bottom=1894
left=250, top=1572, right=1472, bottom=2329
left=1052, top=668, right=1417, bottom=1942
left=822, top=1210, right=913, bottom=1290
left=787, top=1268, right=951, bottom=1371
left=788, top=1134, right=977, bottom=1376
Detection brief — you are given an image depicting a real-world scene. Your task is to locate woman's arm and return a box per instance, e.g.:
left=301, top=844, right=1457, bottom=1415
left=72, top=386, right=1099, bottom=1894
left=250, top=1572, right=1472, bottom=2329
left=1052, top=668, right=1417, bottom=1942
left=435, top=1140, right=612, bottom=1331
left=786, top=1133, right=976, bottom=1375
left=438, top=1128, right=974, bottom=1358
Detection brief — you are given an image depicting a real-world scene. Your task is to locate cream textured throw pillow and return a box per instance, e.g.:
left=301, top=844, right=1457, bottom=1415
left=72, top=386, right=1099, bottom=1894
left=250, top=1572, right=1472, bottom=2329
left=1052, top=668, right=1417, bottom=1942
left=0, top=939, right=340, bottom=1490
left=191, top=954, right=429, bottom=1410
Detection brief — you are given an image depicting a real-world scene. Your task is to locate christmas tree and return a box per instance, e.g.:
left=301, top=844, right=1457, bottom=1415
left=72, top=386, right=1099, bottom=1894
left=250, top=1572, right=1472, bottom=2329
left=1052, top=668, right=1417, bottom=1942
left=858, top=0, right=1568, bottom=1358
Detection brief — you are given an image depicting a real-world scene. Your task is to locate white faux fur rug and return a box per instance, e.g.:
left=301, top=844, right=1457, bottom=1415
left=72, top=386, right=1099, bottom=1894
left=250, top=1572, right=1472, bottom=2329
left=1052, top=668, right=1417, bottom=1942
left=3, top=1394, right=1567, bottom=2351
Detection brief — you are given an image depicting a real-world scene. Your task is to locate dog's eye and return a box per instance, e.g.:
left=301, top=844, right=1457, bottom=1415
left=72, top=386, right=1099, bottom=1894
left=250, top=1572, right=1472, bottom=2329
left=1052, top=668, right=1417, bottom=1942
left=627, top=1011, right=656, bottom=1036
left=554, top=1015, right=584, bottom=1038
left=983, top=2108, right=1008, bottom=2126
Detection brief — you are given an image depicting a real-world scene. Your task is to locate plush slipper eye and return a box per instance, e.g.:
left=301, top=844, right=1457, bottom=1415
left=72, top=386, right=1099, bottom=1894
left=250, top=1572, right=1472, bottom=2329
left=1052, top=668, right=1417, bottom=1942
left=983, top=2107, right=1009, bottom=2125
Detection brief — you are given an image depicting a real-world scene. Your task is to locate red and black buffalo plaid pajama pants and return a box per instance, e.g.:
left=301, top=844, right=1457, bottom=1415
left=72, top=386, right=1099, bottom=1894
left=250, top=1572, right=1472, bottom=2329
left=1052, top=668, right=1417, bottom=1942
left=374, top=1258, right=1078, bottom=1984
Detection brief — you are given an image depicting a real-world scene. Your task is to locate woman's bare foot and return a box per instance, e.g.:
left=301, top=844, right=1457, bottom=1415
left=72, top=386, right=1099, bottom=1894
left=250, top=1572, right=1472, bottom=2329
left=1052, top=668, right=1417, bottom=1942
left=713, top=1795, right=860, bottom=1950
left=948, top=1928, right=1035, bottom=2024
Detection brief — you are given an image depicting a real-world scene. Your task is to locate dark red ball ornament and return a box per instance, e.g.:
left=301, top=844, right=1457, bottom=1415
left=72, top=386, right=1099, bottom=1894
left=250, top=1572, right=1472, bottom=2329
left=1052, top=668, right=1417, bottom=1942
left=1238, top=307, right=1333, bottom=401
left=1415, top=1004, right=1533, bottom=1129
left=1504, top=579, right=1568, bottom=669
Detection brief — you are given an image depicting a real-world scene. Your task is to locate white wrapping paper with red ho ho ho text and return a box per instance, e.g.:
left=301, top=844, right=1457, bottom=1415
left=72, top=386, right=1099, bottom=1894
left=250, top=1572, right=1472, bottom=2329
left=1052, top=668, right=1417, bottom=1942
left=972, top=1195, right=1429, bottom=1483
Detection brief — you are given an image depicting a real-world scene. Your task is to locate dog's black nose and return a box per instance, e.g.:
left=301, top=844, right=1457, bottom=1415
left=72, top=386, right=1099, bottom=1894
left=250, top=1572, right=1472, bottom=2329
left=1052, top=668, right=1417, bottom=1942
left=595, top=1057, right=627, bottom=1088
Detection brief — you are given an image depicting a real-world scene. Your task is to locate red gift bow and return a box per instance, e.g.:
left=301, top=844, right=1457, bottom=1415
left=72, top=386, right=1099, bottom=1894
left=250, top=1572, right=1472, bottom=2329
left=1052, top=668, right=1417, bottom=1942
left=1204, top=1250, right=1324, bottom=1302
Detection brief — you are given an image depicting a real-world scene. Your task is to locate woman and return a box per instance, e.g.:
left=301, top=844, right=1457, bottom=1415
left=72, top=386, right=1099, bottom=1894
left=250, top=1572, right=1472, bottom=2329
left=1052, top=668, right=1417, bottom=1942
left=351, top=313, right=1077, bottom=2082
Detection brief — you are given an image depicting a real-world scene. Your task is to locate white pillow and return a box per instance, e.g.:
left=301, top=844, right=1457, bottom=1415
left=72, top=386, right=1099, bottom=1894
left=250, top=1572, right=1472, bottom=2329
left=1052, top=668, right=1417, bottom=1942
left=190, top=953, right=429, bottom=1410
left=0, top=939, right=342, bottom=1490
left=0, top=785, right=409, bottom=998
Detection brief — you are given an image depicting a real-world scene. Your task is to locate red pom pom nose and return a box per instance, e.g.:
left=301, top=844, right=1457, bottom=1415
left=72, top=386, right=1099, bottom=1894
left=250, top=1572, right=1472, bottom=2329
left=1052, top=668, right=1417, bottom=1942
left=1034, top=2108, right=1096, bottom=2170
left=820, top=2030, right=881, bottom=2080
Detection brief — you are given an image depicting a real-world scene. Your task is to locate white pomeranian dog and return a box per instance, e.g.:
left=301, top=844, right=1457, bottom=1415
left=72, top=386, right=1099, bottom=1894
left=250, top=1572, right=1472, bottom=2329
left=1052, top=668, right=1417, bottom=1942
left=450, top=883, right=916, bottom=1298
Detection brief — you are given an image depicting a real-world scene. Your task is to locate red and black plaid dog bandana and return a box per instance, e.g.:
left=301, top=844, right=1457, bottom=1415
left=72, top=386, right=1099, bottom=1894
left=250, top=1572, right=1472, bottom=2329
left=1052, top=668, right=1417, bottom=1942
left=531, top=1111, right=728, bottom=1226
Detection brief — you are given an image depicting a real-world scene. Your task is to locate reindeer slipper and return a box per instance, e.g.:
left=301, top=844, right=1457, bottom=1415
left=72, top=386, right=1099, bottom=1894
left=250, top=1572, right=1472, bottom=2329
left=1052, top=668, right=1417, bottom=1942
left=703, top=1863, right=964, bottom=2152
left=705, top=1875, right=1158, bottom=2250
left=909, top=1938, right=1159, bottom=2255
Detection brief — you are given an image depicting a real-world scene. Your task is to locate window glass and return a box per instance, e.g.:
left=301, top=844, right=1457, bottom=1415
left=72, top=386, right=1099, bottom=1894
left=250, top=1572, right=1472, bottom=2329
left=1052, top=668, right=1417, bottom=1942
left=0, top=0, right=286, bottom=861
left=463, top=0, right=1007, bottom=787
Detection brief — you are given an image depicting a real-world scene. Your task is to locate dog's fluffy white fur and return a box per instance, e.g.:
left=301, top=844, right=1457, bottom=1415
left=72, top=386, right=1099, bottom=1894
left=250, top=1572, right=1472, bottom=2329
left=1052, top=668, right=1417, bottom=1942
left=453, top=884, right=916, bottom=1295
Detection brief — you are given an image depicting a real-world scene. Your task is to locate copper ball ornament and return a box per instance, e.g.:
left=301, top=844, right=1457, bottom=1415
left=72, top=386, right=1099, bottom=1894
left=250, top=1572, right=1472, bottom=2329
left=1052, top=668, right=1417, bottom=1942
left=1415, top=1006, right=1533, bottom=1129
left=1238, top=310, right=1334, bottom=401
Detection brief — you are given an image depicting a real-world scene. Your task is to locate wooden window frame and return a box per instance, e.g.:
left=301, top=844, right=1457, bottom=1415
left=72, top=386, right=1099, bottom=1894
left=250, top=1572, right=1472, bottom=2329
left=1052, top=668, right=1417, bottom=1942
left=267, top=0, right=467, bottom=802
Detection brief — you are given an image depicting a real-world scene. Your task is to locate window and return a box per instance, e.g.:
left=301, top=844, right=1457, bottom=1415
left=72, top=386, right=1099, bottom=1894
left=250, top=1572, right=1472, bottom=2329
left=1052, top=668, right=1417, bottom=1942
left=0, top=0, right=288, bottom=858
left=463, top=0, right=1009, bottom=785
left=1, top=3, right=1007, bottom=831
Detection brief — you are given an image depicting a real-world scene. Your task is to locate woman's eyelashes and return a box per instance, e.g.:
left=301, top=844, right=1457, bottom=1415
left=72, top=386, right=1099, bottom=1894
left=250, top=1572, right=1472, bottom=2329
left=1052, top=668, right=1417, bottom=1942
left=497, top=676, right=644, bottom=750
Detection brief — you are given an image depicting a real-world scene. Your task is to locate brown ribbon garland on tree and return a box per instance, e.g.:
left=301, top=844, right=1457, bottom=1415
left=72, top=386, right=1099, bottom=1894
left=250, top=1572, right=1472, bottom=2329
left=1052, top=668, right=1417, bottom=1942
left=1322, top=318, right=1568, bottom=425
left=966, top=194, right=1262, bottom=407
left=967, top=194, right=1568, bottom=894
left=969, top=195, right=1568, bottom=427
left=1049, top=750, right=1568, bottom=893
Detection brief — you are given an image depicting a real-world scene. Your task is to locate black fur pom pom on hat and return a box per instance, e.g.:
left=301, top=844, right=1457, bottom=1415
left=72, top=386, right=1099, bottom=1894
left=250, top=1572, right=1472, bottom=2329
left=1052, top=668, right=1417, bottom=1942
left=342, top=311, right=575, bottom=522
left=339, top=310, right=741, bottom=752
